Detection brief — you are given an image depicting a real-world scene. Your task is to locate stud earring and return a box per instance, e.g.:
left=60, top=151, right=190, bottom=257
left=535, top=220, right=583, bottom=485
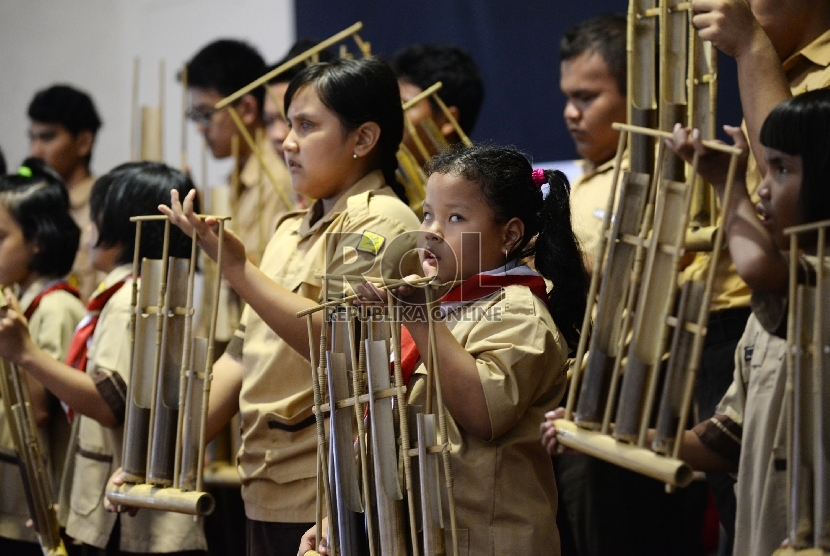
left=353, top=153, right=358, bottom=159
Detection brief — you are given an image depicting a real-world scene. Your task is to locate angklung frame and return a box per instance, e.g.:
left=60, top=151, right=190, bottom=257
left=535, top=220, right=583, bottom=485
left=105, top=213, right=229, bottom=516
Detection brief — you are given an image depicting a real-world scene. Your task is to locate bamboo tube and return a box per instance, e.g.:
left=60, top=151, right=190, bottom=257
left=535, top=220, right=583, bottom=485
left=159, top=59, right=165, bottom=161
left=553, top=420, right=694, bottom=487
left=215, top=22, right=364, bottom=110
left=105, top=483, right=215, bottom=516
left=141, top=107, right=163, bottom=162
left=433, top=94, right=472, bottom=147
left=402, top=82, right=443, bottom=111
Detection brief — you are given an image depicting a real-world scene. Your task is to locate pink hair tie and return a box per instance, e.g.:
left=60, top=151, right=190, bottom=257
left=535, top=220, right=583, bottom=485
left=531, top=168, right=546, bottom=187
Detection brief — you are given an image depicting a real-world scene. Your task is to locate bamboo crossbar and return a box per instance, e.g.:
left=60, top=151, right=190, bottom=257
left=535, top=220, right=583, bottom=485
left=554, top=420, right=694, bottom=487
left=295, top=276, right=439, bottom=317
left=612, top=123, right=742, bottom=154
left=402, top=82, right=443, bottom=111
left=106, top=483, right=215, bottom=515
left=215, top=22, right=364, bottom=110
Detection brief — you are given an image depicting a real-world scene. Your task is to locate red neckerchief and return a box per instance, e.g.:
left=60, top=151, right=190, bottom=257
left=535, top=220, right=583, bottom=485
left=23, top=280, right=81, bottom=320
left=398, top=267, right=548, bottom=385
left=63, top=276, right=129, bottom=420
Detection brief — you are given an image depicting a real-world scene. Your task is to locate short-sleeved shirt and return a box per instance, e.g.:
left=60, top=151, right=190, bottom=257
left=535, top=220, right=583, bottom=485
left=407, top=284, right=568, bottom=556
left=570, top=155, right=626, bottom=266
left=0, top=278, right=84, bottom=543
left=226, top=170, right=420, bottom=523
left=681, top=28, right=830, bottom=312
left=63, top=265, right=207, bottom=552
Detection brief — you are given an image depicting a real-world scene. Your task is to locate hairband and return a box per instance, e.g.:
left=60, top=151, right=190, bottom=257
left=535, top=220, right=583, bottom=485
left=17, top=166, right=33, bottom=178
left=531, top=168, right=546, bottom=187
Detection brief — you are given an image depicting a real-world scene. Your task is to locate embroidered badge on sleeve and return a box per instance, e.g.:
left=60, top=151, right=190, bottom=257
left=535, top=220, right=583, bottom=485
left=356, top=230, right=386, bottom=256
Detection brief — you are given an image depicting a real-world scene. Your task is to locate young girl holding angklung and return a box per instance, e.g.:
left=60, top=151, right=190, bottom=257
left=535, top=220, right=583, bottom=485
left=159, top=57, right=420, bottom=556
left=543, top=88, right=830, bottom=555
left=300, top=144, right=589, bottom=555
left=0, top=162, right=207, bottom=555
left=0, top=159, right=85, bottom=556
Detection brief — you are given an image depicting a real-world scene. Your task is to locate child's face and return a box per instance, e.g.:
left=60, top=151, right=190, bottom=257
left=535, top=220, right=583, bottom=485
left=28, top=122, right=89, bottom=181
left=0, top=205, right=36, bottom=287
left=758, top=146, right=803, bottom=249
left=419, top=172, right=510, bottom=283
left=283, top=85, right=361, bottom=201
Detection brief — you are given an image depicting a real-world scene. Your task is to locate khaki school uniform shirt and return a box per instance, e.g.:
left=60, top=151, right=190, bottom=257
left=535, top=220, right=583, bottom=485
left=63, top=265, right=207, bottom=552
left=227, top=170, right=419, bottom=522
left=407, top=285, right=568, bottom=556
left=67, top=175, right=104, bottom=303
left=570, top=154, right=626, bottom=266
left=0, top=278, right=84, bottom=543
left=681, top=29, right=830, bottom=311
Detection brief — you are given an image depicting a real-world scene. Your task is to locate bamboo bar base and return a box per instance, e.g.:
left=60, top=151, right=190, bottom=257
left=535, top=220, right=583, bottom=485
left=106, top=483, right=215, bottom=516
left=553, top=419, right=693, bottom=488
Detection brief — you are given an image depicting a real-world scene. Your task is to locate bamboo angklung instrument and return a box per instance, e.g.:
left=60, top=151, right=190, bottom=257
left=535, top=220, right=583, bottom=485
left=397, top=81, right=473, bottom=216
left=556, top=122, right=741, bottom=490
left=773, top=220, right=830, bottom=555
left=0, top=312, right=67, bottom=555
left=135, top=60, right=166, bottom=163
left=298, top=275, right=460, bottom=555
left=105, top=213, right=229, bottom=516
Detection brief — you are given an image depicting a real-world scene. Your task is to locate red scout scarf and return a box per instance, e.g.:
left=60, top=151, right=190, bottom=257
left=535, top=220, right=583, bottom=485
left=398, top=265, right=548, bottom=385
left=23, top=280, right=80, bottom=320
left=63, top=276, right=129, bottom=420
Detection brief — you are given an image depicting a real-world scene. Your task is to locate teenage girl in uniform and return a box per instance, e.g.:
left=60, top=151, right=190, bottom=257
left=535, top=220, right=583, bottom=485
left=0, top=158, right=84, bottom=556
left=159, top=57, right=420, bottom=556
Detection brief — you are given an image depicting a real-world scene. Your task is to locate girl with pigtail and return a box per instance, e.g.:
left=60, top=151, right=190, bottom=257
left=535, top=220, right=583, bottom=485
left=303, top=144, right=588, bottom=555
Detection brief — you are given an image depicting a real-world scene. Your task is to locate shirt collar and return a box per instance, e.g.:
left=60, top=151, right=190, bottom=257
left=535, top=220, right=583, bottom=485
left=783, top=28, right=830, bottom=73
left=297, top=170, right=387, bottom=237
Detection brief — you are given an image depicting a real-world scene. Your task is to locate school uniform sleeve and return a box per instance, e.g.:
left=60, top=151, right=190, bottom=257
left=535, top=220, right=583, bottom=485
left=29, top=290, right=85, bottom=361
left=464, top=287, right=566, bottom=440
left=86, top=287, right=133, bottom=425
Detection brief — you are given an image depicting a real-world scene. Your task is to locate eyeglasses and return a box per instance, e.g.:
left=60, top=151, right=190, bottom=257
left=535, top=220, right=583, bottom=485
left=185, top=106, right=218, bottom=127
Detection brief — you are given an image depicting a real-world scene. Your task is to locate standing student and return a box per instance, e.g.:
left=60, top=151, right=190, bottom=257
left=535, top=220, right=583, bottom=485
left=544, top=88, right=830, bottom=556
left=301, top=144, right=589, bottom=555
left=159, top=57, right=420, bottom=556
left=0, top=159, right=85, bottom=556
left=0, top=162, right=207, bottom=555
left=27, top=84, right=103, bottom=302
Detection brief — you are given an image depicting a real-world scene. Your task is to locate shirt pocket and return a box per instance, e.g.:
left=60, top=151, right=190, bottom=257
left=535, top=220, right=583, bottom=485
left=69, top=448, right=113, bottom=516
left=262, top=411, right=318, bottom=484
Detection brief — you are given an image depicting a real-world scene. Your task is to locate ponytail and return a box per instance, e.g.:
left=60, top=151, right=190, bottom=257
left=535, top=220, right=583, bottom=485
left=533, top=169, right=589, bottom=351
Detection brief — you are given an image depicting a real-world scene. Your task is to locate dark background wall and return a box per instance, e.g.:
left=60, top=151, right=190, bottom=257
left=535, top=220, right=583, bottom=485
left=296, top=0, right=742, bottom=163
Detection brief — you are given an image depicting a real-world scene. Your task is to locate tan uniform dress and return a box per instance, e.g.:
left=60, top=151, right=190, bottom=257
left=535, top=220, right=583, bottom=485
left=0, top=278, right=84, bottom=543
left=67, top=176, right=104, bottom=303
left=681, top=29, right=830, bottom=310
left=569, top=154, right=626, bottom=265
left=407, top=285, right=568, bottom=556
left=63, top=265, right=207, bottom=552
left=225, top=170, right=419, bottom=523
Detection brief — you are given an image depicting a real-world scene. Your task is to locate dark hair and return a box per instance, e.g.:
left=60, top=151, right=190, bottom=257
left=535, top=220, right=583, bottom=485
left=27, top=84, right=102, bottom=166
left=560, top=14, right=627, bottom=95
left=184, top=39, right=267, bottom=111
left=390, top=44, right=485, bottom=134
left=426, top=144, right=589, bottom=351
left=760, top=88, right=830, bottom=225
left=267, top=38, right=336, bottom=85
left=90, top=162, right=198, bottom=266
left=0, top=147, right=5, bottom=175
left=284, top=57, right=407, bottom=202
left=0, top=158, right=80, bottom=277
